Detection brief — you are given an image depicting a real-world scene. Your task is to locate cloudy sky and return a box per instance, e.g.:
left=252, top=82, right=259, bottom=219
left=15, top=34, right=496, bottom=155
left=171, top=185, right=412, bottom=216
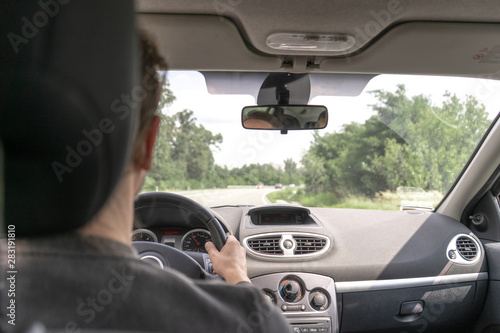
left=164, top=71, right=500, bottom=169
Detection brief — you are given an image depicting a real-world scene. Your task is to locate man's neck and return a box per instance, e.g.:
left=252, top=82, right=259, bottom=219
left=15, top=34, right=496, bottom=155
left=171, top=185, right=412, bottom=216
left=78, top=168, right=139, bottom=245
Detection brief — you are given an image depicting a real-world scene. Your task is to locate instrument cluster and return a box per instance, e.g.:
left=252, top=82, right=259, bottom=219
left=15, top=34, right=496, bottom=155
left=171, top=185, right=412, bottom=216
left=131, top=227, right=212, bottom=253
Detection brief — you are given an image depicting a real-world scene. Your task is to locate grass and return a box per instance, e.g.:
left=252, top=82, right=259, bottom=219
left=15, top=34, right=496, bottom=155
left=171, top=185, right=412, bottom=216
left=268, top=188, right=441, bottom=210
left=268, top=188, right=302, bottom=204
left=329, top=197, right=399, bottom=210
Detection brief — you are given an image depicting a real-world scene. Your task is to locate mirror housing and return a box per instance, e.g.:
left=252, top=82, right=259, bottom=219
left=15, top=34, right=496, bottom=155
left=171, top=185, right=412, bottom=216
left=242, top=105, right=328, bottom=132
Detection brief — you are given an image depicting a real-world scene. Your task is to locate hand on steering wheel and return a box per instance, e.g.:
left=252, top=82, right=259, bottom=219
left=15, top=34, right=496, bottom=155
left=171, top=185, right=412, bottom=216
left=205, top=235, right=251, bottom=285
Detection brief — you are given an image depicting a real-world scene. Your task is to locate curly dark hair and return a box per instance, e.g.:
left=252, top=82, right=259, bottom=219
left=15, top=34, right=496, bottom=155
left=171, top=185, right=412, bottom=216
left=133, top=30, right=168, bottom=156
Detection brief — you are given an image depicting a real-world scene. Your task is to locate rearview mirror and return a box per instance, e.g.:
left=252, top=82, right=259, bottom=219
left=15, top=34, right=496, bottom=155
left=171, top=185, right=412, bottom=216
left=242, top=105, right=328, bottom=131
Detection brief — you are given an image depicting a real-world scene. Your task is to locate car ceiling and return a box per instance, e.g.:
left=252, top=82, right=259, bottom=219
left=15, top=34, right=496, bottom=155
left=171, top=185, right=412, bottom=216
left=136, top=0, right=500, bottom=78
left=135, top=0, right=500, bottom=221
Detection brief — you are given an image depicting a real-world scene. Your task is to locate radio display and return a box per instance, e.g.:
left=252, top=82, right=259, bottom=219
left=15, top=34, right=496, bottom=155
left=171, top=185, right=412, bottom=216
left=259, top=213, right=302, bottom=225
left=248, top=206, right=312, bottom=226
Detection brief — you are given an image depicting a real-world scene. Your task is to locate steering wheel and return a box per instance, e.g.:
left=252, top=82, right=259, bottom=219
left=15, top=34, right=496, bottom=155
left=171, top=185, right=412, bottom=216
left=132, top=192, right=228, bottom=279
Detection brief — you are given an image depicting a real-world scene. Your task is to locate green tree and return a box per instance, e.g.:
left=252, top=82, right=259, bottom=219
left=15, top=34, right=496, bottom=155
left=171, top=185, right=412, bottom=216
left=144, top=83, right=181, bottom=191
left=371, top=138, right=429, bottom=190
left=303, top=84, right=489, bottom=198
left=371, top=85, right=489, bottom=192
left=283, top=158, right=302, bottom=185
left=143, top=84, right=223, bottom=191
left=169, top=109, right=222, bottom=181
left=302, top=154, right=328, bottom=193
left=304, top=118, right=403, bottom=195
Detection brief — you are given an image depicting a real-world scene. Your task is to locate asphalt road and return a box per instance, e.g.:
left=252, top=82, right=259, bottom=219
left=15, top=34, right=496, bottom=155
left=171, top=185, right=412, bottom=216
left=171, top=186, right=277, bottom=207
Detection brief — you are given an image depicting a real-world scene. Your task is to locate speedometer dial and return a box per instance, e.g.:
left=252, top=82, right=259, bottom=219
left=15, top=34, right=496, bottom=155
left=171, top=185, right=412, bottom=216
left=131, top=229, right=158, bottom=242
left=181, top=229, right=212, bottom=253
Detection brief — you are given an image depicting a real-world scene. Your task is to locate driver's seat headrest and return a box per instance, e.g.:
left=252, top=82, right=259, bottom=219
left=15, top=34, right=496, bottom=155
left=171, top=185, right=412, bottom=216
left=0, top=0, right=140, bottom=237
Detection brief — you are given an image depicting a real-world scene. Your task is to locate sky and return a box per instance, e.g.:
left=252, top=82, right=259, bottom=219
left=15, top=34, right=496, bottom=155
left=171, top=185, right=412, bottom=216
left=164, top=71, right=500, bottom=169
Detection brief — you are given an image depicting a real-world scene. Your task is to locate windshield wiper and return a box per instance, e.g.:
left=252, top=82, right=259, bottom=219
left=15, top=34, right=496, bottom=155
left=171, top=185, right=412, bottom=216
left=210, top=204, right=255, bottom=208
left=398, top=204, right=435, bottom=212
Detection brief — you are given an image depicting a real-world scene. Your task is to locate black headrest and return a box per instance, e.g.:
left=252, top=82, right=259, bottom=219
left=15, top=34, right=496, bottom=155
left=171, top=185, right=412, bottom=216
left=0, top=1, right=140, bottom=237
left=0, top=140, right=3, bottom=236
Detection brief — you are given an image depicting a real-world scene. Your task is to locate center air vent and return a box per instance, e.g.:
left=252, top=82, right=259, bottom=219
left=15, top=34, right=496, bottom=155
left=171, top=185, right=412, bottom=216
left=446, top=234, right=481, bottom=265
left=244, top=233, right=330, bottom=259
left=294, top=236, right=328, bottom=255
left=246, top=236, right=283, bottom=255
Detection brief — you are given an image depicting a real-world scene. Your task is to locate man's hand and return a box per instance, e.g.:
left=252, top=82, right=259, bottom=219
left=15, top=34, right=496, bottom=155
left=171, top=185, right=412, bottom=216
left=205, top=235, right=251, bottom=285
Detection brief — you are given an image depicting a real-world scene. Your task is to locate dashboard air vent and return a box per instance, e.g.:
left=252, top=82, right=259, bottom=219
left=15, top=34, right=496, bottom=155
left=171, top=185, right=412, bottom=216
left=294, top=236, right=327, bottom=255
left=244, top=232, right=330, bottom=259
left=446, top=234, right=481, bottom=265
left=246, top=235, right=283, bottom=255
left=456, top=236, right=478, bottom=261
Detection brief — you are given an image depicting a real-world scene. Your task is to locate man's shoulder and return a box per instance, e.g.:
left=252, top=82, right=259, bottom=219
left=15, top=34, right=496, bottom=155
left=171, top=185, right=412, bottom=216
left=125, top=262, right=292, bottom=331
left=8, top=236, right=292, bottom=332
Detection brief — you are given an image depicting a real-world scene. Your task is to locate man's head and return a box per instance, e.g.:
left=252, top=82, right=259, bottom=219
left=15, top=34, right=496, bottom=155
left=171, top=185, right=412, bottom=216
left=243, top=111, right=281, bottom=129
left=78, top=31, right=168, bottom=244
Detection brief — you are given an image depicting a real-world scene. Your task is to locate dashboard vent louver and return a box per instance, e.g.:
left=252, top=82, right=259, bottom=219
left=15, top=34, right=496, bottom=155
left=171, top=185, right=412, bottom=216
left=244, top=233, right=330, bottom=259
left=446, top=234, right=481, bottom=265
left=246, top=236, right=283, bottom=255
left=456, top=236, right=478, bottom=261
left=294, top=236, right=328, bottom=255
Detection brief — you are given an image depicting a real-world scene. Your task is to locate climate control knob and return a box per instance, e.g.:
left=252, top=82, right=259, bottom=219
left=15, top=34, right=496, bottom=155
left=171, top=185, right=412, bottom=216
left=313, top=293, right=327, bottom=307
left=263, top=291, right=276, bottom=304
left=280, top=279, right=303, bottom=302
left=309, top=290, right=329, bottom=311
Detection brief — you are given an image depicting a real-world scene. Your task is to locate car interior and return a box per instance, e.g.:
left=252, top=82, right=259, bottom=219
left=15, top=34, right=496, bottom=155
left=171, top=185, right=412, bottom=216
left=3, top=0, right=500, bottom=333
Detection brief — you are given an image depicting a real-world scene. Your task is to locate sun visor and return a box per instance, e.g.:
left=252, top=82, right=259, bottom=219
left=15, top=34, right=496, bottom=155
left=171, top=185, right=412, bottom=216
left=137, top=14, right=282, bottom=71
left=321, top=22, right=500, bottom=79
left=202, top=72, right=375, bottom=103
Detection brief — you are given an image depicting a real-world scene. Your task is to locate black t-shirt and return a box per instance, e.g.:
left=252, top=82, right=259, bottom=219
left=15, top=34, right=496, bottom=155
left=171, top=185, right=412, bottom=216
left=1, top=233, right=292, bottom=333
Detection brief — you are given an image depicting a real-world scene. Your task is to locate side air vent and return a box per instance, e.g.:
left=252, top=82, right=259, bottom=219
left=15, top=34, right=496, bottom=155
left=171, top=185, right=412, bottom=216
left=244, top=233, right=330, bottom=259
left=446, top=234, right=481, bottom=265
left=456, top=236, right=478, bottom=261
left=246, top=236, right=283, bottom=255
left=294, top=236, right=328, bottom=255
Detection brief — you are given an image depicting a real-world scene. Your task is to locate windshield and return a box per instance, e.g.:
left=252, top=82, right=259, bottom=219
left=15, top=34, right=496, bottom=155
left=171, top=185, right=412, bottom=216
left=141, top=71, right=500, bottom=210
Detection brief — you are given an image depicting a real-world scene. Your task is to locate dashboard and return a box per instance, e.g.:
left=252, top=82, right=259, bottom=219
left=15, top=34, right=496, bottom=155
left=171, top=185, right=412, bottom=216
left=133, top=200, right=488, bottom=333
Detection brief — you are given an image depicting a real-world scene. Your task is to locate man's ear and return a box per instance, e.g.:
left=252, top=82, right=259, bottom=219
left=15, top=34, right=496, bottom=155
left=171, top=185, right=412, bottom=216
left=141, top=115, right=161, bottom=170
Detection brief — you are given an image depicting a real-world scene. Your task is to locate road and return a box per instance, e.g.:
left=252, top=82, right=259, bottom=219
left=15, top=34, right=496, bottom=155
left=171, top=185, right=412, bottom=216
left=170, top=186, right=277, bottom=207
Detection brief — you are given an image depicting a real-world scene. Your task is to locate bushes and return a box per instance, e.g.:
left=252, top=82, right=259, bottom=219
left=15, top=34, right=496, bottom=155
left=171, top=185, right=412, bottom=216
left=299, top=191, right=339, bottom=207
left=268, top=188, right=301, bottom=203
left=268, top=188, right=339, bottom=207
left=302, top=86, right=489, bottom=198
left=268, top=188, right=441, bottom=210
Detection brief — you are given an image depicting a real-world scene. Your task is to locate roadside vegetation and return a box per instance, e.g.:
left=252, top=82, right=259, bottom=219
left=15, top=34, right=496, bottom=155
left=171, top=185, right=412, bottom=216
left=143, top=82, right=489, bottom=209
left=142, top=83, right=302, bottom=191
left=268, top=188, right=443, bottom=210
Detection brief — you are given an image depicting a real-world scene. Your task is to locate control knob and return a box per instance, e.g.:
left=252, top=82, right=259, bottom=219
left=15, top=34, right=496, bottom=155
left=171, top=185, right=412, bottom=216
left=309, top=290, right=329, bottom=310
left=263, top=291, right=276, bottom=304
left=280, top=279, right=303, bottom=302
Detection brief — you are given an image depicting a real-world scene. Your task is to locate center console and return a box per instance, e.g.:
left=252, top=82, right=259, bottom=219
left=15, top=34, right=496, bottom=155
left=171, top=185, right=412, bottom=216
left=251, top=272, right=338, bottom=333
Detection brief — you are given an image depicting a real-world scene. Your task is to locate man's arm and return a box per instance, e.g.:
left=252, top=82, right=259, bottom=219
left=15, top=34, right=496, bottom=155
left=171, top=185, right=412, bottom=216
left=205, top=235, right=251, bottom=285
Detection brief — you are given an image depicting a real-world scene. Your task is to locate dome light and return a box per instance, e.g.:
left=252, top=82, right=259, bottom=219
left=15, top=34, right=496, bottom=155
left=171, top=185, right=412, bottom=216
left=266, top=33, right=355, bottom=52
